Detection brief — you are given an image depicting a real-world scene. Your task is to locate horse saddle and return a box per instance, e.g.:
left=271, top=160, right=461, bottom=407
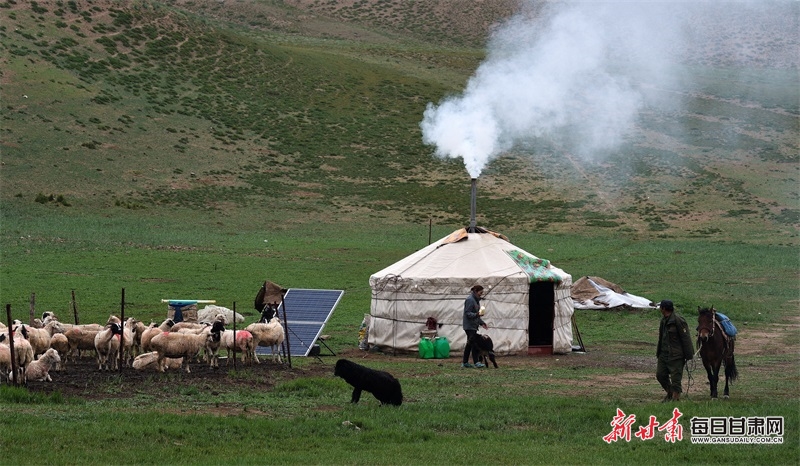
left=715, top=312, right=738, bottom=339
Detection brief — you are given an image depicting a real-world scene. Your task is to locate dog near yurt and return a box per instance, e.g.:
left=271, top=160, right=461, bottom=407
left=469, top=333, right=498, bottom=368
left=333, top=359, right=403, bottom=406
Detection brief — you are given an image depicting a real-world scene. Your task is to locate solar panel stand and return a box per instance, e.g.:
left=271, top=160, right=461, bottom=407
left=285, top=324, right=326, bottom=363
left=316, top=335, right=336, bottom=356
left=253, top=288, right=343, bottom=360
left=280, top=294, right=292, bottom=368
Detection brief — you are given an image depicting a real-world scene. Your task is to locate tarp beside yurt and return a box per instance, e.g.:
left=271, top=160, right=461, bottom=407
left=368, top=228, right=574, bottom=355
left=571, top=276, right=655, bottom=310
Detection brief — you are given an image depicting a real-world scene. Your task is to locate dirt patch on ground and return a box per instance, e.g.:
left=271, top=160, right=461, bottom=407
left=22, top=355, right=331, bottom=401
left=19, top=315, right=798, bottom=404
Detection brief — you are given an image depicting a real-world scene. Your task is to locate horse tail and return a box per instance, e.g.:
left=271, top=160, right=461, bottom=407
left=725, top=354, right=738, bottom=382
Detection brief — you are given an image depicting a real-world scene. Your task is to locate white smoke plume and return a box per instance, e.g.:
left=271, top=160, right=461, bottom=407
left=420, top=1, right=790, bottom=178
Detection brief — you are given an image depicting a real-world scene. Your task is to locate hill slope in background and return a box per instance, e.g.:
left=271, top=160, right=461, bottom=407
left=1, top=0, right=798, bottom=243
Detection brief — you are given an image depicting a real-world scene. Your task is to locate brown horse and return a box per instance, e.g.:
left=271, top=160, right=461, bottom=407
left=697, top=307, right=738, bottom=399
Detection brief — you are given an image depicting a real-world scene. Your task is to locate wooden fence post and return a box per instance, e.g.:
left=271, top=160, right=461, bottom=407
left=6, top=304, right=18, bottom=386
left=119, top=288, right=125, bottom=371
left=232, top=301, right=237, bottom=370
left=29, top=292, right=35, bottom=326
left=71, top=290, right=79, bottom=325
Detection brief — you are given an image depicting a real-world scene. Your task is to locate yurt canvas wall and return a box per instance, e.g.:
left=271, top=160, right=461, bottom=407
left=368, top=229, right=574, bottom=355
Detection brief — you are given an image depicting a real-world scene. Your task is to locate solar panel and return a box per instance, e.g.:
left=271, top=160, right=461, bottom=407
left=255, top=288, right=344, bottom=357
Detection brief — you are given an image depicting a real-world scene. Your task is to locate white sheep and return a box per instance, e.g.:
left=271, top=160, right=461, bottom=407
left=25, top=320, right=65, bottom=359
left=140, top=319, right=174, bottom=353
left=0, top=342, right=12, bottom=380
left=245, top=317, right=285, bottom=364
left=218, top=329, right=255, bottom=366
left=130, top=319, right=147, bottom=357
left=203, top=325, right=224, bottom=368
left=120, top=318, right=141, bottom=367
left=21, top=348, right=60, bottom=383
left=49, top=333, right=69, bottom=370
left=0, top=331, right=34, bottom=381
left=64, top=327, right=101, bottom=362
left=170, top=322, right=207, bottom=333
left=150, top=321, right=224, bottom=373
left=171, top=323, right=217, bottom=363
left=132, top=351, right=183, bottom=371
left=53, top=321, right=105, bottom=333
left=94, top=323, right=123, bottom=371
left=198, top=305, right=244, bottom=325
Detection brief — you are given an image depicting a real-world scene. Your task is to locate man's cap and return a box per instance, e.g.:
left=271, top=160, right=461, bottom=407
left=658, top=300, right=674, bottom=311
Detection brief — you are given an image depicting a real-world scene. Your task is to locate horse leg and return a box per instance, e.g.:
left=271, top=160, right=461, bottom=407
left=704, top=363, right=719, bottom=399
left=722, top=354, right=737, bottom=398
left=722, top=373, right=730, bottom=399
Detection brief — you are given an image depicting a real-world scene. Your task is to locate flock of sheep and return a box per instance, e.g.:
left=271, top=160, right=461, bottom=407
left=0, top=305, right=286, bottom=384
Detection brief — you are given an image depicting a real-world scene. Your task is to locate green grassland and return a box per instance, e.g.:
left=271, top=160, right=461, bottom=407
left=0, top=1, right=798, bottom=464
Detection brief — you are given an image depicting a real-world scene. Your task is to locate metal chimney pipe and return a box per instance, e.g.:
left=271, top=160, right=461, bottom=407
left=469, top=178, right=477, bottom=231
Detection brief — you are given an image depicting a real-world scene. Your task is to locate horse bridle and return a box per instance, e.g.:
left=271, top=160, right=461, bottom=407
left=697, top=308, right=716, bottom=340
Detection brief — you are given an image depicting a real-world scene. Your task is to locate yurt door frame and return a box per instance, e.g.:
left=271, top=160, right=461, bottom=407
left=528, top=281, right=554, bottom=355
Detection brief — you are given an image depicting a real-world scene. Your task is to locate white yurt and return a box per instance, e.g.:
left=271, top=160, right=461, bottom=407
left=368, top=227, right=574, bottom=355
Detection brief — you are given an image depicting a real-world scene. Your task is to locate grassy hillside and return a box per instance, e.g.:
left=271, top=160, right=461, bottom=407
left=1, top=0, right=797, bottom=242
left=0, top=3, right=797, bottom=464
left=0, top=0, right=796, bottom=331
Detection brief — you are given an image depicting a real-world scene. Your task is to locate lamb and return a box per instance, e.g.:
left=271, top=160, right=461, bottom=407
left=150, top=321, right=224, bottom=373
left=245, top=317, right=285, bottom=364
left=94, top=322, right=123, bottom=371
left=21, top=348, right=60, bottom=383
left=218, top=329, right=255, bottom=366
left=133, top=351, right=183, bottom=371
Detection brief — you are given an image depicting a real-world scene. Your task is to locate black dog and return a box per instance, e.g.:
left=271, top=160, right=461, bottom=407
left=334, top=359, right=403, bottom=406
left=468, top=334, right=498, bottom=368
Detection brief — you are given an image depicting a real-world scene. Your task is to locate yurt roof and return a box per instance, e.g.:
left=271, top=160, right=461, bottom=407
left=370, top=228, right=565, bottom=283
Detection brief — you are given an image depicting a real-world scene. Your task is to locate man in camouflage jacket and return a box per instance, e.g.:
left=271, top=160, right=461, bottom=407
left=656, top=300, right=694, bottom=401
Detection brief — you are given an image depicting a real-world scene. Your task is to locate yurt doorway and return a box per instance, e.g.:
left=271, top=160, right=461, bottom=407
left=528, top=281, right=554, bottom=355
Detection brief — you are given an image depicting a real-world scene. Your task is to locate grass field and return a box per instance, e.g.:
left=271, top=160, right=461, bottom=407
left=0, top=0, right=798, bottom=464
